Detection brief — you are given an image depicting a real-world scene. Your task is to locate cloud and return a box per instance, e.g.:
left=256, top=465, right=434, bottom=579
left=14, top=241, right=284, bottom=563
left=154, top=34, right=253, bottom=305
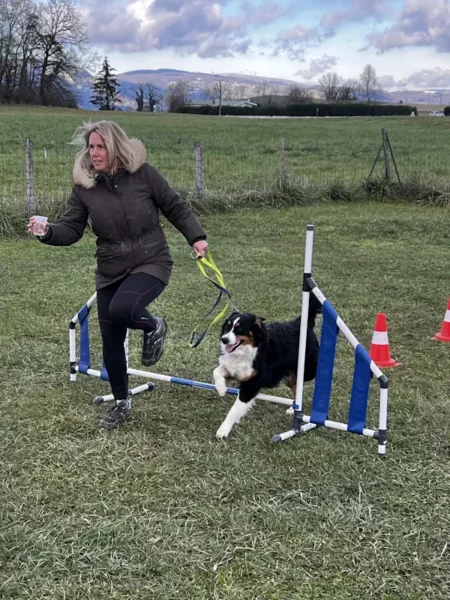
left=80, top=0, right=248, bottom=56
left=368, top=0, right=450, bottom=53
left=79, top=0, right=144, bottom=50
left=81, top=0, right=292, bottom=58
left=378, top=75, right=397, bottom=88
left=321, top=0, right=389, bottom=31
left=197, top=35, right=252, bottom=58
left=271, top=25, right=320, bottom=60
left=240, top=0, right=290, bottom=25
left=380, top=67, right=450, bottom=89
left=294, top=54, right=339, bottom=80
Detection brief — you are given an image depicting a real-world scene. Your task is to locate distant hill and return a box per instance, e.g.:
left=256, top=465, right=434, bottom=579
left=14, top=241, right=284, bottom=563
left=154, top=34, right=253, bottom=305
left=70, top=67, right=450, bottom=111
left=117, top=68, right=300, bottom=89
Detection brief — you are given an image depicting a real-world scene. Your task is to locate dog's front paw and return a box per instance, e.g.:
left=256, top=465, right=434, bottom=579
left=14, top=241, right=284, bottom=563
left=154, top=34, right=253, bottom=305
left=285, top=406, right=294, bottom=416
left=216, top=422, right=232, bottom=439
left=215, top=381, right=227, bottom=397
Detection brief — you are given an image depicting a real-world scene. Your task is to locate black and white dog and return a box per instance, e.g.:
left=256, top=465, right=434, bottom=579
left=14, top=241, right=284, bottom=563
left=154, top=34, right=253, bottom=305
left=213, top=296, right=321, bottom=438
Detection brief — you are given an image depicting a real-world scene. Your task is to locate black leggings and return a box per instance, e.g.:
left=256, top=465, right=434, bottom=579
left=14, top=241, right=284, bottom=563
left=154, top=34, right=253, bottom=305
left=97, top=273, right=166, bottom=400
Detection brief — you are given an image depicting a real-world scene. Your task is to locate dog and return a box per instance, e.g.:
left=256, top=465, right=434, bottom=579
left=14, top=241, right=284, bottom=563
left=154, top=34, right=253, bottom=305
left=213, top=295, right=321, bottom=439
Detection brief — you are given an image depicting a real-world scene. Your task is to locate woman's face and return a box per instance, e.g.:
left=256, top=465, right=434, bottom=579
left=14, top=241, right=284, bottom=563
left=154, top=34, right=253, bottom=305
left=89, top=131, right=110, bottom=172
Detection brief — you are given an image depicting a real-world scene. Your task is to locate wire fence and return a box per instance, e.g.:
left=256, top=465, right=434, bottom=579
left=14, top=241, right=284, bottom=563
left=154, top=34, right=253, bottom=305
left=2, top=123, right=450, bottom=225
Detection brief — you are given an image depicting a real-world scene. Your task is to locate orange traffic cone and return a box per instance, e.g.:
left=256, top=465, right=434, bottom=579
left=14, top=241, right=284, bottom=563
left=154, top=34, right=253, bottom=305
left=433, top=299, right=450, bottom=342
left=369, top=313, right=401, bottom=368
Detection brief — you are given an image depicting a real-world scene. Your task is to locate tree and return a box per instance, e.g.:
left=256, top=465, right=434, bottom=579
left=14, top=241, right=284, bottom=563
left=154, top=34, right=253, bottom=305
left=35, top=0, right=88, bottom=104
left=359, top=64, right=378, bottom=102
left=288, top=85, right=312, bottom=104
left=255, top=80, right=268, bottom=97
left=165, top=80, right=190, bottom=112
left=235, top=83, right=249, bottom=99
left=0, top=0, right=36, bottom=102
left=90, top=57, right=121, bottom=110
left=318, top=72, right=339, bottom=101
left=135, top=84, right=144, bottom=111
left=135, top=82, right=161, bottom=111
left=336, top=80, right=359, bottom=103
left=144, top=83, right=161, bottom=112
left=0, top=0, right=88, bottom=106
left=203, top=80, right=231, bottom=106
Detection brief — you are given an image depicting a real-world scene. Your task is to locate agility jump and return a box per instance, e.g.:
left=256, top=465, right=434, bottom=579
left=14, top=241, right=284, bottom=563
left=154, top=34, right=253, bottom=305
left=271, top=225, right=388, bottom=456
left=69, top=224, right=389, bottom=456
left=69, top=296, right=293, bottom=409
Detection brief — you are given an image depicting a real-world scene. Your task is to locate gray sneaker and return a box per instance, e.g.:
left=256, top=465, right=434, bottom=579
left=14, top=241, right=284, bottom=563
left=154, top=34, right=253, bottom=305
left=142, top=317, right=167, bottom=367
left=99, top=399, right=132, bottom=430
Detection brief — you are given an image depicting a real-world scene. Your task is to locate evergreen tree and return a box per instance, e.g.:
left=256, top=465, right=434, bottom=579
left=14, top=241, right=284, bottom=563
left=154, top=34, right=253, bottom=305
left=90, top=57, right=121, bottom=110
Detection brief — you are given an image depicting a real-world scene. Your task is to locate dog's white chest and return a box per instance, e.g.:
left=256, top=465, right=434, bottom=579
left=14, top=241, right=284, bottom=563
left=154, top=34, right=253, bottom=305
left=220, top=345, right=258, bottom=381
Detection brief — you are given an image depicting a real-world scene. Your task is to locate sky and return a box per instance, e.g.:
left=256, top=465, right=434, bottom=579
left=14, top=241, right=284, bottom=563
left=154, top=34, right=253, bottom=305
left=78, top=0, right=450, bottom=90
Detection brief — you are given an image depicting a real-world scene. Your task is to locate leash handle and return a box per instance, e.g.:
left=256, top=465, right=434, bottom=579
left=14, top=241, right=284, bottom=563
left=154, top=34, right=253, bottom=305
left=195, top=250, right=227, bottom=290
left=190, top=249, right=239, bottom=348
left=195, top=250, right=240, bottom=311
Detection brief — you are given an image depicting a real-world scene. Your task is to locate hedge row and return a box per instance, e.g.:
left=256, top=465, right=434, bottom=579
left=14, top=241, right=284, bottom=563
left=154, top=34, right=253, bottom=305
left=178, top=103, right=418, bottom=117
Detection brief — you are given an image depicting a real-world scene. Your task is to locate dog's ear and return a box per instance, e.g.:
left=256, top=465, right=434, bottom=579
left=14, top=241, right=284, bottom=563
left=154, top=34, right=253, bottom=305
left=251, top=317, right=266, bottom=346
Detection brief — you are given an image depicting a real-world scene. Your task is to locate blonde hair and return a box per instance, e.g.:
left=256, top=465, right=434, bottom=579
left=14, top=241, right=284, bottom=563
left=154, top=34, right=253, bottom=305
left=71, top=121, right=142, bottom=175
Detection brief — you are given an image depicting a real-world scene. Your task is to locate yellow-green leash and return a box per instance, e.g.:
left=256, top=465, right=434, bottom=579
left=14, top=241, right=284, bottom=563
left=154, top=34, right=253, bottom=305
left=190, top=249, right=240, bottom=348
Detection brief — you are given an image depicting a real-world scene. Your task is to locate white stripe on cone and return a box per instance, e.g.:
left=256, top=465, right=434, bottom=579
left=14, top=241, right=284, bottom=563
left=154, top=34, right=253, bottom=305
left=371, top=331, right=389, bottom=345
left=444, top=309, right=450, bottom=323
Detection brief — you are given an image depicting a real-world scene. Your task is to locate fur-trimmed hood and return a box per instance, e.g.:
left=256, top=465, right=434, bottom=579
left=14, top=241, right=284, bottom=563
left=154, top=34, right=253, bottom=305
left=73, top=138, right=147, bottom=189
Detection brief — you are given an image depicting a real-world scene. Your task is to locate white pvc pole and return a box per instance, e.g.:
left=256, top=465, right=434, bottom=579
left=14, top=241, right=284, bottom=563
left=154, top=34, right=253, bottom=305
left=127, top=368, right=293, bottom=407
left=69, top=293, right=97, bottom=325
left=77, top=366, right=293, bottom=407
left=300, top=414, right=377, bottom=437
left=378, top=388, right=388, bottom=455
left=69, top=328, right=77, bottom=381
left=311, top=286, right=385, bottom=380
left=294, top=224, right=314, bottom=412
left=124, top=331, right=129, bottom=367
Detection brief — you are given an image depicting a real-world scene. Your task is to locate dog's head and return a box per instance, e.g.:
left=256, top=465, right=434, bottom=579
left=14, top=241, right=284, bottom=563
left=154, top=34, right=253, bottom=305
left=220, top=312, right=266, bottom=354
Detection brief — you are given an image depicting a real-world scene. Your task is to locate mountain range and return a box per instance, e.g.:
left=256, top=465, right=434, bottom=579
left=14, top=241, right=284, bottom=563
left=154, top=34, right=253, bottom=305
left=72, top=68, right=450, bottom=111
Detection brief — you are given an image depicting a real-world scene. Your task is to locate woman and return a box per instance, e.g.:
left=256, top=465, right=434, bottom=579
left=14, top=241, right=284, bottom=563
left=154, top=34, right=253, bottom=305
left=27, top=121, right=208, bottom=430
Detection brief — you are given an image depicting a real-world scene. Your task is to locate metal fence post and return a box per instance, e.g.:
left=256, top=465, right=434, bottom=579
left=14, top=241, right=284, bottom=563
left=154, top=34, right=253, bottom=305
left=26, top=137, right=37, bottom=217
left=194, top=142, right=204, bottom=197
left=279, top=138, right=286, bottom=188
left=381, top=129, right=391, bottom=182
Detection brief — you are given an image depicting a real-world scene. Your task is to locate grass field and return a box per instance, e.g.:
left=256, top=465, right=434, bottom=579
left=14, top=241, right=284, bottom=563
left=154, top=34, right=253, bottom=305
left=2, top=202, right=450, bottom=599
left=1, top=106, right=450, bottom=236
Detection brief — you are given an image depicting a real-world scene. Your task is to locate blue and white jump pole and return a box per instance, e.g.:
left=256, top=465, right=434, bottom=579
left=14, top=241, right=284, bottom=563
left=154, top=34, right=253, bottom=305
left=69, top=294, right=292, bottom=408
left=270, top=224, right=389, bottom=456
left=69, top=224, right=388, bottom=456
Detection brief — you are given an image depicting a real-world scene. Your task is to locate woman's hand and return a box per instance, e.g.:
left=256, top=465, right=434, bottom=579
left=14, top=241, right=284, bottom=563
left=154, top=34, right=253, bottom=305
left=192, top=239, right=209, bottom=257
left=27, top=216, right=49, bottom=237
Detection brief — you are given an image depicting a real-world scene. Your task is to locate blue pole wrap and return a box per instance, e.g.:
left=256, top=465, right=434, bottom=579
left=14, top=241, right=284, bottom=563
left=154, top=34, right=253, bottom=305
left=347, top=344, right=372, bottom=434
left=171, top=377, right=239, bottom=395
left=78, top=305, right=90, bottom=371
left=311, top=300, right=339, bottom=426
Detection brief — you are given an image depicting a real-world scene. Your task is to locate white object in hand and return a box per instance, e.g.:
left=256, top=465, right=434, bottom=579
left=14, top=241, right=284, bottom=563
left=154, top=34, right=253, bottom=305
left=32, top=216, right=48, bottom=236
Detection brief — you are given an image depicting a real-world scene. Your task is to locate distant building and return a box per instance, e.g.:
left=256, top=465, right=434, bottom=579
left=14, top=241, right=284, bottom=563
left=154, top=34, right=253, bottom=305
left=189, top=99, right=258, bottom=108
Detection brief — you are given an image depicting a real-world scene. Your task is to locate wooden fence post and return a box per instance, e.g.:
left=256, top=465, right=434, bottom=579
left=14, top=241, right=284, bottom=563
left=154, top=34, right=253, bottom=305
left=194, top=142, right=204, bottom=197
left=279, top=138, right=285, bottom=188
left=25, top=137, right=37, bottom=217
left=381, top=129, right=391, bottom=182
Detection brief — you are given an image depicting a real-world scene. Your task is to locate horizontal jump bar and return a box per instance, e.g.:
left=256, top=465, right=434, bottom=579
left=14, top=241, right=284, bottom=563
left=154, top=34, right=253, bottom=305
left=300, top=413, right=378, bottom=438
left=75, top=366, right=293, bottom=407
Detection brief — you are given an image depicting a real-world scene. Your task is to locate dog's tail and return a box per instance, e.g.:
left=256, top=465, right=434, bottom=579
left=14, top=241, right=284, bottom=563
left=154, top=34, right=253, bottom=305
left=307, top=292, right=322, bottom=327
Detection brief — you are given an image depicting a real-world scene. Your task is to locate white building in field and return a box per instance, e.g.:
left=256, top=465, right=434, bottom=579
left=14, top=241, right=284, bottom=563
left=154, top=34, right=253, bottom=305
left=189, top=99, right=258, bottom=108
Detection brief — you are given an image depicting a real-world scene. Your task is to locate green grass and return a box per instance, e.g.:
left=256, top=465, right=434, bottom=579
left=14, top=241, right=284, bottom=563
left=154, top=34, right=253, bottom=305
left=2, top=202, right=450, bottom=598
left=2, top=106, right=450, bottom=235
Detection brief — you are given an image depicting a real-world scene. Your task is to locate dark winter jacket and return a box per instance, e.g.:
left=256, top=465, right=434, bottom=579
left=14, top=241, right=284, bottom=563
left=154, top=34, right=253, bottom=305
left=40, top=139, right=206, bottom=290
